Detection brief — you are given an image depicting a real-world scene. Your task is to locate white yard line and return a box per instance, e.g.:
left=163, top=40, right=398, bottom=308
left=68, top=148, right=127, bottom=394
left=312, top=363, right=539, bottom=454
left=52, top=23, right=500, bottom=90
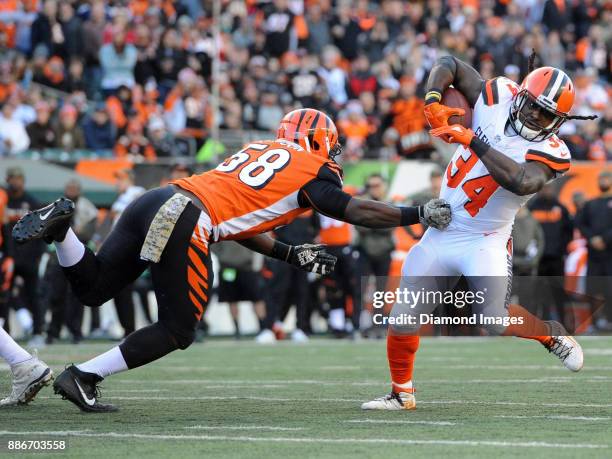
left=114, top=376, right=612, bottom=386
left=185, top=425, right=304, bottom=431
left=345, top=419, right=457, bottom=426
left=37, top=395, right=612, bottom=408
left=495, top=415, right=611, bottom=421
left=0, top=431, right=606, bottom=449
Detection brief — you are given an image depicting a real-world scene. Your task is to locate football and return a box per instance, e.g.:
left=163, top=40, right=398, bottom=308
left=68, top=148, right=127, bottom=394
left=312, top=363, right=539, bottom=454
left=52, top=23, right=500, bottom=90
left=441, top=87, right=473, bottom=129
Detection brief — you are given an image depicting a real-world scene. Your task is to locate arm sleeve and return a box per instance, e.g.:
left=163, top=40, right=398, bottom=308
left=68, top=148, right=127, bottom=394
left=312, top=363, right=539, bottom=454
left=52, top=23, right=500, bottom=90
left=299, top=178, right=352, bottom=220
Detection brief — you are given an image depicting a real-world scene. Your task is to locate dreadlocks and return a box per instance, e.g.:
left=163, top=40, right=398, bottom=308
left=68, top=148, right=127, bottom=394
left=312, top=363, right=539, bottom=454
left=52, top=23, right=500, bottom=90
left=525, top=49, right=598, bottom=121
left=527, top=49, right=537, bottom=74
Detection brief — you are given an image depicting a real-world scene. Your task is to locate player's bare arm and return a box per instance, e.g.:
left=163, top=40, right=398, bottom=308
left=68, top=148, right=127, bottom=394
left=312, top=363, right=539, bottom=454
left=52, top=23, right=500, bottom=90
left=425, top=55, right=484, bottom=107
left=299, top=177, right=451, bottom=230
left=238, top=233, right=337, bottom=276
left=430, top=123, right=554, bottom=195
left=423, top=56, right=484, bottom=129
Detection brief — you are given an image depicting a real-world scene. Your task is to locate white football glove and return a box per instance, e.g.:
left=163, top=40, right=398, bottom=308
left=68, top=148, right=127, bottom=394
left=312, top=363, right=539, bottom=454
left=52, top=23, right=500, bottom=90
left=419, top=198, right=451, bottom=230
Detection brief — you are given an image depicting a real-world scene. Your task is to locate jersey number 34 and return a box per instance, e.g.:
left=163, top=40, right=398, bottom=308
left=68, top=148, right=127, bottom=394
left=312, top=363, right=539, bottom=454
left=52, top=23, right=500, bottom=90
left=216, top=143, right=291, bottom=189
left=446, top=150, right=499, bottom=217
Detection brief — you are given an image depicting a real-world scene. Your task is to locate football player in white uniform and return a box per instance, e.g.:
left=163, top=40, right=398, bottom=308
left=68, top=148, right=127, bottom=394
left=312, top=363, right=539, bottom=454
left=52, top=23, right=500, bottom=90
left=363, top=54, right=597, bottom=410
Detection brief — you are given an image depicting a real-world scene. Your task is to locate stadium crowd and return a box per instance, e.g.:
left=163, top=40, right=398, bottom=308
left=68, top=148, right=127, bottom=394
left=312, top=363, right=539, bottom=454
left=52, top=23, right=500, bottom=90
left=0, top=0, right=610, bottom=161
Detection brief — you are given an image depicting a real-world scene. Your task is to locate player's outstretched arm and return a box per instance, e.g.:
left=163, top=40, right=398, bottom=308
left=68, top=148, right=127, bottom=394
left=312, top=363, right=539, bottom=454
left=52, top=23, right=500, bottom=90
left=430, top=125, right=554, bottom=195
left=237, top=234, right=337, bottom=276
left=425, top=55, right=484, bottom=107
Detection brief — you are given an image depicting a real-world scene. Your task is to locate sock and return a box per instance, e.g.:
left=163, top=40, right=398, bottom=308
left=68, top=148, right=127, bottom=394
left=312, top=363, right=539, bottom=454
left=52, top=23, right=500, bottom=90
left=0, top=327, right=32, bottom=366
left=502, top=304, right=551, bottom=344
left=77, top=346, right=128, bottom=378
left=55, top=228, right=85, bottom=267
left=387, top=329, right=419, bottom=393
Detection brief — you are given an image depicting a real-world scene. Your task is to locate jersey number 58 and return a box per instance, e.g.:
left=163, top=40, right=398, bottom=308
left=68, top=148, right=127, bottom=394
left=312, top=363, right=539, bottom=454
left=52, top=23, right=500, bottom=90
left=216, top=143, right=291, bottom=189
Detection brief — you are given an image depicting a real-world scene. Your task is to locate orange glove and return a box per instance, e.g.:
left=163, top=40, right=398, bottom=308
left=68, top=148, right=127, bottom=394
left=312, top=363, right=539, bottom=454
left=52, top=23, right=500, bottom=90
left=423, top=102, right=465, bottom=129
left=430, top=124, right=475, bottom=146
left=1, top=256, right=14, bottom=292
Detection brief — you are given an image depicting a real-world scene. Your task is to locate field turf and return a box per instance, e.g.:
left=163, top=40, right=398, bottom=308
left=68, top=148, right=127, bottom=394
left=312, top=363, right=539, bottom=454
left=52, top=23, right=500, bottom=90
left=1, top=336, right=611, bottom=458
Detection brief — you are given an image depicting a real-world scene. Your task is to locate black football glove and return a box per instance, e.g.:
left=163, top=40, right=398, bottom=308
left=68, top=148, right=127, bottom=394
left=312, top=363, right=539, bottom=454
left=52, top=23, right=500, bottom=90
left=288, top=244, right=337, bottom=276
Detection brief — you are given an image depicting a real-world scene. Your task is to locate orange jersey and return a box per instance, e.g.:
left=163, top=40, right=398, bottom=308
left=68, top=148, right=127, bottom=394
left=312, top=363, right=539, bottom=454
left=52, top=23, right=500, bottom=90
left=319, top=215, right=352, bottom=246
left=172, top=139, right=342, bottom=241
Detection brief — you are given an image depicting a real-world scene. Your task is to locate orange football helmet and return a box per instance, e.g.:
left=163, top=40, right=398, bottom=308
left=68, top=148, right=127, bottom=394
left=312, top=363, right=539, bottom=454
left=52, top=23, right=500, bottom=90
left=509, top=67, right=575, bottom=141
left=277, top=108, right=342, bottom=160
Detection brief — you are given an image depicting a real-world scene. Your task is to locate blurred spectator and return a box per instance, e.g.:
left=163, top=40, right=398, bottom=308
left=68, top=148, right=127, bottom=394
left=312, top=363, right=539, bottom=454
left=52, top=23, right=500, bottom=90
left=512, top=206, right=545, bottom=277
left=82, top=103, right=115, bottom=150
left=0, top=101, right=30, bottom=155
left=305, top=3, right=330, bottom=55
left=106, top=169, right=145, bottom=338
left=55, top=103, right=85, bottom=150
left=26, top=101, right=55, bottom=149
left=337, top=100, right=375, bottom=160
left=44, top=179, right=97, bottom=344
left=148, top=116, right=176, bottom=157
left=318, top=46, right=347, bottom=107
left=575, top=170, right=612, bottom=327
left=348, top=54, right=377, bottom=98
left=57, top=0, right=83, bottom=60
left=99, top=28, right=137, bottom=95
left=356, top=174, right=394, bottom=294
left=330, top=0, right=361, bottom=60
left=256, top=91, right=283, bottom=132
left=384, top=76, right=431, bottom=158
left=213, top=241, right=265, bottom=339
left=114, top=119, right=156, bottom=161
left=262, top=0, right=295, bottom=58
left=4, top=167, right=45, bottom=347
left=529, top=183, right=573, bottom=323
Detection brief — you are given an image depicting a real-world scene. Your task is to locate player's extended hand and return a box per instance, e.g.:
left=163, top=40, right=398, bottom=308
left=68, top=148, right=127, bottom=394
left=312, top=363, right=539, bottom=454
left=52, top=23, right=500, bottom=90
left=423, top=102, right=465, bottom=129
left=430, top=124, right=475, bottom=146
left=289, top=244, right=337, bottom=276
left=419, top=199, right=451, bottom=230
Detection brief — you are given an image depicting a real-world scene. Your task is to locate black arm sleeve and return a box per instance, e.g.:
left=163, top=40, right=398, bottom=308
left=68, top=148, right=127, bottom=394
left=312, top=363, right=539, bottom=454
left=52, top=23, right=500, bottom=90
left=297, top=164, right=352, bottom=219
left=299, top=178, right=352, bottom=220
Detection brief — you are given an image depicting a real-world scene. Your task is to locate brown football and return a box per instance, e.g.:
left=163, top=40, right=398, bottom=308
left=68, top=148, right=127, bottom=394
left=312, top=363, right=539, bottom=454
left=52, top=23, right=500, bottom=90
left=441, top=87, right=473, bottom=129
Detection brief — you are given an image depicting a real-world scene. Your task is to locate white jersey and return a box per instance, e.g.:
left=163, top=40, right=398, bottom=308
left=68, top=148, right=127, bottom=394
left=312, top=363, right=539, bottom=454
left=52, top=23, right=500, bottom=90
left=440, top=77, right=571, bottom=237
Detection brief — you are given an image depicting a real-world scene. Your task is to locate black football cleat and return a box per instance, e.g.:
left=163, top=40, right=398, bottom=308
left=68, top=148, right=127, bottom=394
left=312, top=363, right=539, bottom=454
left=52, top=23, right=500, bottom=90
left=12, top=198, right=74, bottom=244
left=53, top=365, right=118, bottom=413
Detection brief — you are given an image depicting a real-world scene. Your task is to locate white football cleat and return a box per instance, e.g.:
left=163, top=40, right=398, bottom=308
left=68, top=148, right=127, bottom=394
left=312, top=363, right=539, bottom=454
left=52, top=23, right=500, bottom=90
left=361, top=391, right=416, bottom=410
left=542, top=335, right=583, bottom=372
left=255, top=329, right=277, bottom=344
left=0, top=355, right=53, bottom=406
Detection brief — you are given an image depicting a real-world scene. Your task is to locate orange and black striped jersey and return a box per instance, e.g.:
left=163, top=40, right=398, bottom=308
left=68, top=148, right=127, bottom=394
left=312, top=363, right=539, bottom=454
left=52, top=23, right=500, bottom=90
left=172, top=139, right=349, bottom=241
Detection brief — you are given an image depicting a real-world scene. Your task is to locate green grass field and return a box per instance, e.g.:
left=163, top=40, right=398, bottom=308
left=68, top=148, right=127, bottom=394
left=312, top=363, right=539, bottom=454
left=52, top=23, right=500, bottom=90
left=1, top=336, right=611, bottom=458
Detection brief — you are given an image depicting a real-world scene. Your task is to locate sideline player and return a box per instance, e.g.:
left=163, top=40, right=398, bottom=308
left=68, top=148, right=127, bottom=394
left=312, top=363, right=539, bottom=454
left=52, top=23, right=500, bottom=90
left=0, top=188, right=52, bottom=407
left=13, top=108, right=451, bottom=412
left=362, top=54, right=597, bottom=410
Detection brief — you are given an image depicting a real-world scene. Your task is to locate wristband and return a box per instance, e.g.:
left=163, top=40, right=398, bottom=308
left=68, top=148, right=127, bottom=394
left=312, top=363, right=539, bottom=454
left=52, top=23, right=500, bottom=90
left=425, top=88, right=443, bottom=105
left=271, top=240, right=292, bottom=262
left=400, top=206, right=420, bottom=226
left=469, top=136, right=489, bottom=158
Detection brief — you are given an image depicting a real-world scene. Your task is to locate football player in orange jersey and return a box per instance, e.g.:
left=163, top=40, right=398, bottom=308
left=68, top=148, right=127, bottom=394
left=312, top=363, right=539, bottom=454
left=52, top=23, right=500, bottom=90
left=13, top=108, right=452, bottom=412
